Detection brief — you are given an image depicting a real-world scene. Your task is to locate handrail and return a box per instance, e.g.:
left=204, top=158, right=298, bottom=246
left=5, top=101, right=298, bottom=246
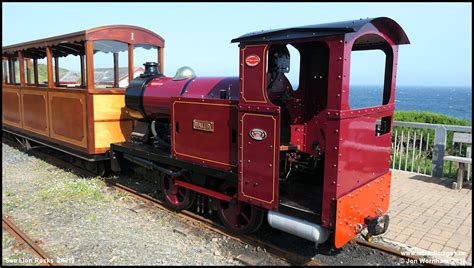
left=389, top=120, right=472, bottom=178
left=393, top=121, right=472, bottom=132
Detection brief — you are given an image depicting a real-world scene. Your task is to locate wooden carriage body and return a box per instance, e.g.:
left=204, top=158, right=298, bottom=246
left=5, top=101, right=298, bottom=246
left=2, top=25, right=164, bottom=160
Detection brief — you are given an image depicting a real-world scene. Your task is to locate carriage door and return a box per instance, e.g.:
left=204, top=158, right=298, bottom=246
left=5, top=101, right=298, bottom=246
left=237, top=44, right=280, bottom=210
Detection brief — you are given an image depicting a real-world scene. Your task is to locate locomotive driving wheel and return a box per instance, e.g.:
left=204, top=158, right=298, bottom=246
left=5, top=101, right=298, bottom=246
left=160, top=173, right=195, bottom=211
left=216, top=184, right=264, bottom=234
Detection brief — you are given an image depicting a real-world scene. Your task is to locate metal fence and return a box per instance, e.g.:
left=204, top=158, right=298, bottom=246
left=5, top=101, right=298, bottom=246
left=390, top=121, right=472, bottom=179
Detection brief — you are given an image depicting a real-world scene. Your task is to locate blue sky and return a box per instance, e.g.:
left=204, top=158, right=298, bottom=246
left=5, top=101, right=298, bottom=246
left=2, top=2, right=472, bottom=87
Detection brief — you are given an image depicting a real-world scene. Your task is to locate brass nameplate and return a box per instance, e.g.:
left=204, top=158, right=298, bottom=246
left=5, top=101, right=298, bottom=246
left=193, top=119, right=214, bottom=132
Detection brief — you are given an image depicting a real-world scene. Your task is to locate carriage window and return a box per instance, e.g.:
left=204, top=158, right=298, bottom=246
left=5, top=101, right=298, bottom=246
left=24, top=58, right=34, bottom=85
left=2, top=59, right=10, bottom=84
left=93, top=40, right=129, bottom=88
left=133, top=44, right=158, bottom=78
left=11, top=58, right=20, bottom=84
left=55, top=54, right=83, bottom=87
left=36, top=55, right=49, bottom=86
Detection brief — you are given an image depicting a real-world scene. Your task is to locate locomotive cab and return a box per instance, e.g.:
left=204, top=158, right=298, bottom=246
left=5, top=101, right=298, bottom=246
left=232, top=16, right=409, bottom=247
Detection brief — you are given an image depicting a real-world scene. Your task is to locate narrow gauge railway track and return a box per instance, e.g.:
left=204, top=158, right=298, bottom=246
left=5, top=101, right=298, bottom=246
left=3, top=137, right=436, bottom=266
left=104, top=179, right=322, bottom=266
left=2, top=215, right=57, bottom=266
left=2, top=137, right=319, bottom=266
left=103, top=180, right=440, bottom=266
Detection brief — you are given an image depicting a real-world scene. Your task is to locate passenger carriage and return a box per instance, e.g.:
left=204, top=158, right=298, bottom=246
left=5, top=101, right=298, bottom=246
left=2, top=25, right=164, bottom=169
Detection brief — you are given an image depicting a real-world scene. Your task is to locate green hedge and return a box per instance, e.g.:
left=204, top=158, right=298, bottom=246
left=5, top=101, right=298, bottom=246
left=394, top=111, right=471, bottom=126
left=391, top=111, right=471, bottom=177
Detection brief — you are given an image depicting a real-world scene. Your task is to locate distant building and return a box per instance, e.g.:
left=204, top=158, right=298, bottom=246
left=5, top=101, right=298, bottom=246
left=59, top=66, right=144, bottom=87
left=58, top=71, right=81, bottom=85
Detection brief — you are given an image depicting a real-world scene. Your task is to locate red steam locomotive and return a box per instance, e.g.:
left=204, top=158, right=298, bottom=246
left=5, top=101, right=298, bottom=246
left=111, top=17, right=410, bottom=248
left=2, top=17, right=410, bottom=248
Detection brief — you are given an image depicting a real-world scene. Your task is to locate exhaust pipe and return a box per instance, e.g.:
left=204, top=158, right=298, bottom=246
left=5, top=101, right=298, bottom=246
left=267, top=211, right=330, bottom=247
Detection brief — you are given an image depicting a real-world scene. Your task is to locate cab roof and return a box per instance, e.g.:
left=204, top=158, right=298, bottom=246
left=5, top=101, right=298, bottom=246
left=231, top=17, right=410, bottom=45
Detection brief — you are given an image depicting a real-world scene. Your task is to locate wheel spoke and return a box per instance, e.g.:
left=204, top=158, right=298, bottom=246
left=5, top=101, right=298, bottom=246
left=177, top=189, right=186, bottom=198
left=167, top=194, right=179, bottom=205
left=241, top=211, right=250, bottom=224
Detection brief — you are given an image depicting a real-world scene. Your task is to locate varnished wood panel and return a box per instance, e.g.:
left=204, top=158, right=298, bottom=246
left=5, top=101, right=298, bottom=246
left=86, top=26, right=164, bottom=47
left=21, top=89, right=49, bottom=136
left=93, top=94, right=131, bottom=121
left=49, top=91, right=87, bottom=148
left=2, top=88, right=22, bottom=128
left=94, top=121, right=132, bottom=149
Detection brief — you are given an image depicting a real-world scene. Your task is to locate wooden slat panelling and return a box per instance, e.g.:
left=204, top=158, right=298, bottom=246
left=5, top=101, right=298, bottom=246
left=21, top=89, right=49, bottom=136
left=2, top=87, right=22, bottom=128
left=48, top=91, right=88, bottom=148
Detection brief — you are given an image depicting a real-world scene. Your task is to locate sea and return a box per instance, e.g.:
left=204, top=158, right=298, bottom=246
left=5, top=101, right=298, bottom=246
left=349, top=85, right=472, bottom=121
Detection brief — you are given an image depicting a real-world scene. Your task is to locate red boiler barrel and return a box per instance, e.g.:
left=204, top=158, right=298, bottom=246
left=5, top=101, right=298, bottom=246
left=141, top=76, right=240, bottom=119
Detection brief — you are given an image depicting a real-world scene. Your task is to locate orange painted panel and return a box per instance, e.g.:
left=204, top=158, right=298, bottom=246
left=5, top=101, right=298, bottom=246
left=334, top=172, right=391, bottom=248
left=94, top=121, right=132, bottom=149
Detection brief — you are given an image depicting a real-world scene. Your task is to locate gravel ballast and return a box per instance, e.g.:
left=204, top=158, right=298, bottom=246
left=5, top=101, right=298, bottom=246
left=2, top=143, right=288, bottom=266
left=3, top=140, right=434, bottom=266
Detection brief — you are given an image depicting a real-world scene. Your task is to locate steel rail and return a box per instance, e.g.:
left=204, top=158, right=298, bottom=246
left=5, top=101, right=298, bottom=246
left=354, top=238, right=440, bottom=266
left=2, top=215, right=57, bottom=266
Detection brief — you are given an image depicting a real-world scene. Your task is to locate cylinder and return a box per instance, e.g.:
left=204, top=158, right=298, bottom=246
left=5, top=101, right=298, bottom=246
left=267, top=211, right=330, bottom=246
